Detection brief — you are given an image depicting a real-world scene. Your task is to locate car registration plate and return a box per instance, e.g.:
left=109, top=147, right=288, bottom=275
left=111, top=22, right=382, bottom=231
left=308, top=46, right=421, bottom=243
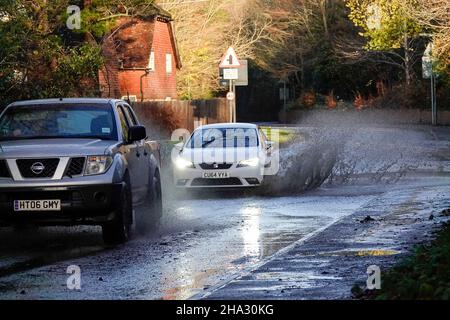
left=202, top=172, right=230, bottom=179
left=14, top=200, right=61, bottom=212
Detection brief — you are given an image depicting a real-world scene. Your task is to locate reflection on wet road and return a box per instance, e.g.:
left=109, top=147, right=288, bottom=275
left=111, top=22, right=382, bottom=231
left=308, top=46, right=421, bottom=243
left=0, top=189, right=374, bottom=299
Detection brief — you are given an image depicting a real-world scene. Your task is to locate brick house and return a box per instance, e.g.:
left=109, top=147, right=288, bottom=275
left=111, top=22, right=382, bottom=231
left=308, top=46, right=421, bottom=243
left=99, top=11, right=182, bottom=101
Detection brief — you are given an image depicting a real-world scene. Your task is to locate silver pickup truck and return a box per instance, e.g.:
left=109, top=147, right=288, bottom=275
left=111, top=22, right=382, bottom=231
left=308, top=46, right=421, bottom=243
left=0, top=98, right=162, bottom=244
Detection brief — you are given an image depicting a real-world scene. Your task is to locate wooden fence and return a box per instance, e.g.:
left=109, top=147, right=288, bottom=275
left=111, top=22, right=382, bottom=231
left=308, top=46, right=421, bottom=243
left=132, top=98, right=230, bottom=133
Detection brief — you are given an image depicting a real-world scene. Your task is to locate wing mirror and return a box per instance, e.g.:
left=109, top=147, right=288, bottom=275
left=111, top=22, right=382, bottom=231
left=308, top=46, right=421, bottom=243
left=266, top=140, right=274, bottom=149
left=128, top=125, right=147, bottom=143
left=174, top=142, right=184, bottom=152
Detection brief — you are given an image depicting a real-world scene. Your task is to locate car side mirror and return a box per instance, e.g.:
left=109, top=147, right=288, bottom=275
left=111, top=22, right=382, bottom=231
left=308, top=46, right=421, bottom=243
left=174, top=142, right=184, bottom=152
left=128, top=125, right=147, bottom=143
left=266, top=141, right=274, bottom=149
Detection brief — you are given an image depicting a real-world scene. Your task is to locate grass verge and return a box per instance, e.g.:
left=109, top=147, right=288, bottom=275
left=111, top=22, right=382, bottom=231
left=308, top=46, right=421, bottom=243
left=365, top=220, right=450, bottom=299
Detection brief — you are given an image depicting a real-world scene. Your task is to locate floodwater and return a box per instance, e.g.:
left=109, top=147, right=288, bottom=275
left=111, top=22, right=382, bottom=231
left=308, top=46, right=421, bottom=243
left=0, top=125, right=449, bottom=299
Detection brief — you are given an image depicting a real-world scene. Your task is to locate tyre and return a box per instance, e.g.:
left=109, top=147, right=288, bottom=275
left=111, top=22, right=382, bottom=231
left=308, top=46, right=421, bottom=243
left=136, top=170, right=162, bottom=235
left=102, top=175, right=132, bottom=245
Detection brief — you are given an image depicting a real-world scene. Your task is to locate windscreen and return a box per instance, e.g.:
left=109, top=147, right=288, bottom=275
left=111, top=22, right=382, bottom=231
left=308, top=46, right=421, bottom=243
left=186, top=127, right=259, bottom=148
left=0, top=104, right=117, bottom=141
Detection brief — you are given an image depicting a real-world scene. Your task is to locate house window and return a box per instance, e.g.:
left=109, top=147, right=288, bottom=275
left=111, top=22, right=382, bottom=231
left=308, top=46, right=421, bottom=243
left=148, top=51, right=155, bottom=71
left=165, top=53, right=172, bottom=74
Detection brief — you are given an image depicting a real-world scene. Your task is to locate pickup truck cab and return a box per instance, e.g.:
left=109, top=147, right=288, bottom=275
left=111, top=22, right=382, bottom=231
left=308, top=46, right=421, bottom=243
left=0, top=98, right=162, bottom=244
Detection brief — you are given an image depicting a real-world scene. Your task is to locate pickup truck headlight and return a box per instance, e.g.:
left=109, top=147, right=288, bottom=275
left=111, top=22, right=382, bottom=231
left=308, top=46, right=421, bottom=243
left=85, top=156, right=113, bottom=175
left=174, top=157, right=195, bottom=170
left=237, top=157, right=260, bottom=168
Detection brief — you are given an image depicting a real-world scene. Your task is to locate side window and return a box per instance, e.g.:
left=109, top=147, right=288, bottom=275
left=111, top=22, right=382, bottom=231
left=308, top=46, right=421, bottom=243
left=116, top=106, right=130, bottom=142
left=123, top=105, right=138, bottom=126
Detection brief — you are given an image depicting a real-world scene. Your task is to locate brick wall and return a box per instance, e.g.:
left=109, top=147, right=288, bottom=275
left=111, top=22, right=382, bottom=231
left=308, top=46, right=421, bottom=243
left=99, top=36, right=121, bottom=98
left=100, top=18, right=178, bottom=101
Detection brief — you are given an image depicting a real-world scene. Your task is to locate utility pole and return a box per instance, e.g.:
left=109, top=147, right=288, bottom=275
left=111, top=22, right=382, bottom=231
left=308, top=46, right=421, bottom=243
left=431, top=70, right=437, bottom=126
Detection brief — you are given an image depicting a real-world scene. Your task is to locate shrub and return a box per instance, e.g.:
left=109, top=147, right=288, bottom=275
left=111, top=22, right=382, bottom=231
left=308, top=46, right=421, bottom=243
left=353, top=92, right=366, bottom=110
left=326, top=90, right=337, bottom=109
left=301, top=89, right=316, bottom=108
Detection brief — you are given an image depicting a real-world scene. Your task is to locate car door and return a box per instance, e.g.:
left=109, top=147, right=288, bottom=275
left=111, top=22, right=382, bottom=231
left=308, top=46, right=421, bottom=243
left=122, top=103, right=149, bottom=202
left=116, top=104, right=142, bottom=204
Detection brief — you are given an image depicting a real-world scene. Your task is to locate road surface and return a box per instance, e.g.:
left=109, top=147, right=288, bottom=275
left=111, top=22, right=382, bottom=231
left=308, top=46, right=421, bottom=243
left=0, top=125, right=448, bottom=299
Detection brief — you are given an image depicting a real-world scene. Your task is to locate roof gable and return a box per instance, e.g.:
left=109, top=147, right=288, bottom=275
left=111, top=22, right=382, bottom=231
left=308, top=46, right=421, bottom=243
left=102, top=15, right=181, bottom=70
left=114, top=17, right=155, bottom=69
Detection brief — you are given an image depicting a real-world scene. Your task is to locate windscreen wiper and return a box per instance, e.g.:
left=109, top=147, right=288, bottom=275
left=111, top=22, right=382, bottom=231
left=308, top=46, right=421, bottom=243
left=202, top=138, right=217, bottom=148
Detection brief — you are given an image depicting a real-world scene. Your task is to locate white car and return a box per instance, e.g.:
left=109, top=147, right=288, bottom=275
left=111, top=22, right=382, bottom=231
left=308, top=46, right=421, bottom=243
left=172, top=123, right=273, bottom=188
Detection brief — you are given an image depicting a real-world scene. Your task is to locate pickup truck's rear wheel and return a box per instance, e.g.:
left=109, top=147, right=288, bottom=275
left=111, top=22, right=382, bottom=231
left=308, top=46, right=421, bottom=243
left=102, top=177, right=132, bottom=245
left=136, top=170, right=162, bottom=235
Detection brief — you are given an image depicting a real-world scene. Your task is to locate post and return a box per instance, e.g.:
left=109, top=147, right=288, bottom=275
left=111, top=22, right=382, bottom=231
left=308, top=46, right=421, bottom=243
left=232, top=80, right=237, bottom=123
left=431, top=71, right=437, bottom=126
left=228, top=79, right=233, bottom=123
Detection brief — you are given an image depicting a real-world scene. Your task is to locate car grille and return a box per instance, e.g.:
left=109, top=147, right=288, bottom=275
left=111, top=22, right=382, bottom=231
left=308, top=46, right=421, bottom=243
left=16, top=158, right=60, bottom=178
left=0, top=190, right=83, bottom=202
left=191, top=178, right=242, bottom=186
left=199, top=163, right=233, bottom=170
left=0, top=160, right=10, bottom=178
left=65, top=157, right=86, bottom=177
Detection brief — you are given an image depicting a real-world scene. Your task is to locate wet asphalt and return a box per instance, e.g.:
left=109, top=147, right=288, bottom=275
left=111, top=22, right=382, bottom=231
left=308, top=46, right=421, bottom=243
left=0, top=187, right=376, bottom=299
left=0, top=125, right=449, bottom=300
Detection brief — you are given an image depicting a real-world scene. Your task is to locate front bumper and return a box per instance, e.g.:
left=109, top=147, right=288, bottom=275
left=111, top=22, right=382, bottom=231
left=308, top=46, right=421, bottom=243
left=173, top=165, right=264, bottom=188
left=0, top=183, right=123, bottom=225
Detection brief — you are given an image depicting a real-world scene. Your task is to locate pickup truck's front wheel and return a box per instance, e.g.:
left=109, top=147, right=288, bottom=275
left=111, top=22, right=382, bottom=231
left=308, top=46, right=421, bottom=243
left=102, top=177, right=132, bottom=245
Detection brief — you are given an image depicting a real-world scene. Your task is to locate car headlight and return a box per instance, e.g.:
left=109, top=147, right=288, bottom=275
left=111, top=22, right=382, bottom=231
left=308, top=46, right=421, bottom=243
left=85, top=156, right=113, bottom=176
left=237, top=157, right=259, bottom=168
left=174, top=157, right=195, bottom=169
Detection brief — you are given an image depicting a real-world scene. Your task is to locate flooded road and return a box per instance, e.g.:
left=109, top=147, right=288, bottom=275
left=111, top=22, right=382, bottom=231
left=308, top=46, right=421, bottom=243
left=0, top=125, right=449, bottom=299
left=0, top=189, right=374, bottom=299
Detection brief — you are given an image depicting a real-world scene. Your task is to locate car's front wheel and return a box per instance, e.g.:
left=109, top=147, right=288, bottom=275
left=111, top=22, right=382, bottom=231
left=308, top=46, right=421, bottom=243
left=102, top=176, right=132, bottom=245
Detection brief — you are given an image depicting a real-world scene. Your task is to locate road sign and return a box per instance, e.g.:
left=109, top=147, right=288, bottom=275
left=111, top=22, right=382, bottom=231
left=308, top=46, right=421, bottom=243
left=422, top=43, right=433, bottom=79
left=235, top=60, right=248, bottom=86
left=226, top=92, right=235, bottom=101
left=223, top=68, right=238, bottom=80
left=219, top=47, right=241, bottom=68
left=220, top=60, right=248, bottom=87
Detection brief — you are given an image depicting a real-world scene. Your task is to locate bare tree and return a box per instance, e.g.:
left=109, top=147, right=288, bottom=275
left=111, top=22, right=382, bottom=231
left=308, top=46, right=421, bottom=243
left=158, top=0, right=278, bottom=99
left=407, top=0, right=450, bottom=62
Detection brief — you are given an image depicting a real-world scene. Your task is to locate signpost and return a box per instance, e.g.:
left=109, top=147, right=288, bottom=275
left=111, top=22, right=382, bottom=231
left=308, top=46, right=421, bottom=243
left=219, top=47, right=241, bottom=123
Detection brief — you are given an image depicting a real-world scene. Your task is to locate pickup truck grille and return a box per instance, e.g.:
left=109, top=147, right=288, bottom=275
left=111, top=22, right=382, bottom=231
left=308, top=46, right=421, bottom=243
left=16, top=158, right=60, bottom=178
left=65, top=157, right=86, bottom=177
left=0, top=160, right=10, bottom=178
